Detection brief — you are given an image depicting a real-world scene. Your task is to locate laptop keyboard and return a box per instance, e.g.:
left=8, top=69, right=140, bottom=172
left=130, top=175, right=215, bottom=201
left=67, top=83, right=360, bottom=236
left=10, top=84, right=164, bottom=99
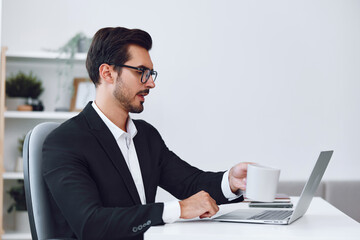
left=248, top=210, right=293, bottom=220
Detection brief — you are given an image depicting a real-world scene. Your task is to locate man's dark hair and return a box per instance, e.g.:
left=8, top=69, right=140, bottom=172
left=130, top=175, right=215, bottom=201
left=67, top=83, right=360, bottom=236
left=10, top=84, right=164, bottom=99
left=86, top=27, right=152, bottom=86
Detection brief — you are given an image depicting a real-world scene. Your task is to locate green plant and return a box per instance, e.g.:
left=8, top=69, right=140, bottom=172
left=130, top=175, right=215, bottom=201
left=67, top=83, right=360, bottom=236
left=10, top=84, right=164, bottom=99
left=6, top=71, right=44, bottom=98
left=53, top=32, right=92, bottom=108
left=7, top=180, right=27, bottom=213
left=18, top=135, right=26, bottom=156
left=59, top=32, right=92, bottom=60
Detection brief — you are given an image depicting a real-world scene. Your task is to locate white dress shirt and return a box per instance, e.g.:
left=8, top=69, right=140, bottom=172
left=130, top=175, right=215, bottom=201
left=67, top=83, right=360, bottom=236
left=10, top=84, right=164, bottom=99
left=92, top=102, right=146, bottom=204
left=91, top=102, right=241, bottom=223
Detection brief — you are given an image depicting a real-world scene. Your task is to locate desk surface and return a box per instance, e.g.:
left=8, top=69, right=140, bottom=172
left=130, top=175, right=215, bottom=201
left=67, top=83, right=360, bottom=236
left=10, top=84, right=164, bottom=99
left=145, top=197, right=360, bottom=240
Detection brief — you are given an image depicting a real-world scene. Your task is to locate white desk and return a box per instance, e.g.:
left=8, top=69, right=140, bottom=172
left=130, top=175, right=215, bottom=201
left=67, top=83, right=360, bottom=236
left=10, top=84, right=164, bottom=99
left=145, top=197, right=360, bottom=240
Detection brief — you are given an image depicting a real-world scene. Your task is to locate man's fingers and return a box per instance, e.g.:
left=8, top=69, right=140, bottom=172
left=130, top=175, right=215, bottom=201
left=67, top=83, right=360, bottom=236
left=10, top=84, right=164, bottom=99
left=200, top=204, right=218, bottom=219
left=179, top=191, right=219, bottom=219
left=200, top=212, right=212, bottom=219
left=231, top=162, right=254, bottom=178
left=201, top=195, right=219, bottom=218
left=229, top=162, right=254, bottom=192
left=232, top=177, right=247, bottom=190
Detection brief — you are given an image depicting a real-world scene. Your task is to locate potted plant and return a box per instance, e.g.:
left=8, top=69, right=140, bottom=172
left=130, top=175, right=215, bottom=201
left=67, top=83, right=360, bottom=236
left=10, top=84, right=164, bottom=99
left=15, top=135, right=26, bottom=172
left=54, top=32, right=91, bottom=111
left=5, top=71, right=44, bottom=111
left=59, top=32, right=92, bottom=59
left=7, top=180, right=30, bottom=232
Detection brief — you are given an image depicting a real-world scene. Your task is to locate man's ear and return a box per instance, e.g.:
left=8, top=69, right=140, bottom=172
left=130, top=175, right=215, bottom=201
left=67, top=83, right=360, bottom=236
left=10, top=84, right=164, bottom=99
left=99, top=64, right=115, bottom=84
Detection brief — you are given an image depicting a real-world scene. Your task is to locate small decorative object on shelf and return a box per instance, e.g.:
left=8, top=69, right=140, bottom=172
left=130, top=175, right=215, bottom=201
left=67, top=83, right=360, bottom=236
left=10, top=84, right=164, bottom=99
left=16, top=105, right=32, bottom=111
left=70, top=78, right=95, bottom=112
left=26, top=98, right=44, bottom=111
left=5, top=71, right=44, bottom=111
left=7, top=180, right=30, bottom=233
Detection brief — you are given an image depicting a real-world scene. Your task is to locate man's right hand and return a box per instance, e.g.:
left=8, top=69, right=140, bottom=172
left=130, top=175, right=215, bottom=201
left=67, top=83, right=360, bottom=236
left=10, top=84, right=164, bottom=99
left=179, top=191, right=219, bottom=219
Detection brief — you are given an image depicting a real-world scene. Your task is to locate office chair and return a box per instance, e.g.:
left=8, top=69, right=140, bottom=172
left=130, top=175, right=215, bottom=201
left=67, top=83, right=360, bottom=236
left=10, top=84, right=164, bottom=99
left=23, top=122, right=75, bottom=240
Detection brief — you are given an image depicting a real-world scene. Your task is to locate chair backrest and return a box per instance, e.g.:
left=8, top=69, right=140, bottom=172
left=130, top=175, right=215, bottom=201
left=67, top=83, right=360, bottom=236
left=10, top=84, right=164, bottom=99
left=23, top=122, right=60, bottom=240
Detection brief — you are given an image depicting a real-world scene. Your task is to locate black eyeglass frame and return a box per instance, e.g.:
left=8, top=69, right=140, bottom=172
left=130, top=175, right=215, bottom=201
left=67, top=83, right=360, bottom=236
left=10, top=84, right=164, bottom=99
left=107, top=63, right=158, bottom=83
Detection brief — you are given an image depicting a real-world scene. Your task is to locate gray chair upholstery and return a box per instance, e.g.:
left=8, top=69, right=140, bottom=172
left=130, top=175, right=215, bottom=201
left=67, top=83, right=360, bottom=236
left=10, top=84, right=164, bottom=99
left=23, top=122, right=75, bottom=240
left=325, top=180, right=360, bottom=223
left=278, top=180, right=360, bottom=223
left=278, top=181, right=325, bottom=197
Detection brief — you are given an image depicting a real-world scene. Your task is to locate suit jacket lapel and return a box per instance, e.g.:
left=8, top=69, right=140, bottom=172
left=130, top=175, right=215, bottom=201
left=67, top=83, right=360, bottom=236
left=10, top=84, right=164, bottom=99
left=81, top=102, right=142, bottom=205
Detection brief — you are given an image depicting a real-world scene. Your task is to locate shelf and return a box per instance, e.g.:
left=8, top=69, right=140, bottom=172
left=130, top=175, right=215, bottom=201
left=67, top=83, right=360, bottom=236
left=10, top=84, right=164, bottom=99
left=2, top=232, right=31, bottom=240
left=3, top=172, right=24, bottom=180
left=4, top=111, right=77, bottom=119
left=6, top=50, right=87, bottom=61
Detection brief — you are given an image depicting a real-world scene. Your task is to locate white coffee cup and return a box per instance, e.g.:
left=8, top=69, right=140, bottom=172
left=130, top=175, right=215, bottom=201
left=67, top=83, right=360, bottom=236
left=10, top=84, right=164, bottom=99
left=245, top=164, right=280, bottom=202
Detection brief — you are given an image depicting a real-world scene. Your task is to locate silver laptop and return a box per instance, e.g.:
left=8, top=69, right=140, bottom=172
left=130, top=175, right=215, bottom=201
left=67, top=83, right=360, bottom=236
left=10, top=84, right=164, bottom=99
left=213, top=151, right=333, bottom=225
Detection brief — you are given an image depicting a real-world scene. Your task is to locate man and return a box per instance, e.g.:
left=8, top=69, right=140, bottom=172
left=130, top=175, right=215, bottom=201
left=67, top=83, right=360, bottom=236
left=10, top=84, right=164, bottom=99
left=43, top=27, right=250, bottom=240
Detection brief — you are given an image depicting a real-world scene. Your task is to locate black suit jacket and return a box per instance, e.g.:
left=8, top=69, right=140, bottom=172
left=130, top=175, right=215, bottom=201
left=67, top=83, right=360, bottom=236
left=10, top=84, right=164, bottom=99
left=43, top=102, right=243, bottom=240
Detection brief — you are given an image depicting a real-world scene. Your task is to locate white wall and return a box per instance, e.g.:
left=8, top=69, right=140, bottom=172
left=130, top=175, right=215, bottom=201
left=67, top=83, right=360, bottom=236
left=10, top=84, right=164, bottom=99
left=2, top=0, right=360, bottom=181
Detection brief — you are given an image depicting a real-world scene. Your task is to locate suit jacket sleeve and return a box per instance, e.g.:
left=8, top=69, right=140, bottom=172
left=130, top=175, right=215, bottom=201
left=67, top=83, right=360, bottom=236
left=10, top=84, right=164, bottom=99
left=143, top=121, right=242, bottom=205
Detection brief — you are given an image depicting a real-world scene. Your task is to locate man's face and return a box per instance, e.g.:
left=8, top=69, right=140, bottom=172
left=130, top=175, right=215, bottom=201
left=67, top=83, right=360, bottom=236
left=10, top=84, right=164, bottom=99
left=113, top=44, right=155, bottom=113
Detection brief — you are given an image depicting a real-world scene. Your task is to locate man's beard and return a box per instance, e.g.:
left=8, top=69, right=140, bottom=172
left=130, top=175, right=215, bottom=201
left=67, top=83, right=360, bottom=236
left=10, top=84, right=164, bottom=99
left=113, top=76, right=145, bottom=113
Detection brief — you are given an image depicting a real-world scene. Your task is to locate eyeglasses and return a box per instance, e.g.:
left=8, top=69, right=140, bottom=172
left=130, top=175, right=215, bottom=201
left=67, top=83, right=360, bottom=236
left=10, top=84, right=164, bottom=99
left=108, top=63, right=158, bottom=84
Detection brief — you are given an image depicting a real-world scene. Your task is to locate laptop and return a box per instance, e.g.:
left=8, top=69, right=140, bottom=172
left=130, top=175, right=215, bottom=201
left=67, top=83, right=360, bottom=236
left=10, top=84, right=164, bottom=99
left=213, top=151, right=333, bottom=225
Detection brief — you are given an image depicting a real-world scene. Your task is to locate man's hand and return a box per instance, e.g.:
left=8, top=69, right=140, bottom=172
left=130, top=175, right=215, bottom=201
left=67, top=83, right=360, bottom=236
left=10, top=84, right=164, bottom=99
left=228, top=162, right=254, bottom=193
left=179, top=191, right=219, bottom=219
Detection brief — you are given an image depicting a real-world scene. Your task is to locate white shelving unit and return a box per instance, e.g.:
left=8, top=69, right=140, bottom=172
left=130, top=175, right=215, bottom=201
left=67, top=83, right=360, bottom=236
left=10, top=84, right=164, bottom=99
left=4, top=111, right=77, bottom=119
left=3, top=173, right=23, bottom=180
left=2, top=232, right=31, bottom=240
left=1, top=49, right=87, bottom=239
left=6, top=50, right=87, bottom=61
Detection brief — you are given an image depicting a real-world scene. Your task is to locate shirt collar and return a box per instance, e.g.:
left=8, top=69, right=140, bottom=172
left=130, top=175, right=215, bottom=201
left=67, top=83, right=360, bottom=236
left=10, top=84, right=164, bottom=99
left=91, top=101, right=137, bottom=140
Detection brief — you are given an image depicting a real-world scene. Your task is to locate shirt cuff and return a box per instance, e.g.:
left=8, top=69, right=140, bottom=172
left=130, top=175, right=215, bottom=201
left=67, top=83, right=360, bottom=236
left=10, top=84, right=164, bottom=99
left=162, top=200, right=181, bottom=223
left=221, top=170, right=243, bottom=201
